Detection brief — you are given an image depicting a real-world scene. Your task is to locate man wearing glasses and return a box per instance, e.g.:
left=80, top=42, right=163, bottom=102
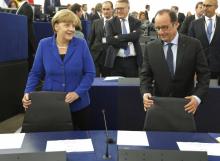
left=105, top=0, right=142, bottom=77
left=189, top=0, right=220, bottom=84
left=140, top=9, right=210, bottom=114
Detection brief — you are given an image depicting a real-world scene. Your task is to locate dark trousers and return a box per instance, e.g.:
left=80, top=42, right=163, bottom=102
left=112, top=56, right=139, bottom=77
left=211, top=72, right=220, bottom=85
left=71, top=106, right=91, bottom=130
left=95, top=60, right=112, bottom=77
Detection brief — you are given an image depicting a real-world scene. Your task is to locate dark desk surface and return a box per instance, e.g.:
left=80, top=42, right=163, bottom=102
left=0, top=131, right=219, bottom=161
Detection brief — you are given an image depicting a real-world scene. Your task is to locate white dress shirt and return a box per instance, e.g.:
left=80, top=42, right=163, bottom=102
left=117, top=16, right=136, bottom=57
left=205, top=15, right=216, bottom=42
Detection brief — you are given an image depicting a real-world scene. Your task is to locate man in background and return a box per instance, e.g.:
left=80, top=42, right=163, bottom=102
left=89, top=1, right=113, bottom=77
left=44, top=0, right=60, bottom=16
left=171, top=6, right=185, bottom=30
left=180, top=1, right=204, bottom=35
left=81, top=4, right=90, bottom=20
left=105, top=0, right=142, bottom=77
left=90, top=3, right=102, bottom=24
left=17, top=0, right=36, bottom=70
left=189, top=0, right=220, bottom=84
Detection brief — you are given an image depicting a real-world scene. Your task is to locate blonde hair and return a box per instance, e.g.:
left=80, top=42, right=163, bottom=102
left=51, top=9, right=78, bottom=32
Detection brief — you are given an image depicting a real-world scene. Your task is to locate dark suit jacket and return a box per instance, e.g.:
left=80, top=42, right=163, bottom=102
left=89, top=18, right=108, bottom=63
left=140, top=34, right=210, bottom=101
left=25, top=36, right=96, bottom=112
left=105, top=16, right=143, bottom=68
left=90, top=11, right=101, bottom=24
left=179, top=15, right=195, bottom=35
left=81, top=12, right=90, bottom=21
left=189, top=16, right=220, bottom=73
left=177, top=12, right=185, bottom=30
left=17, top=1, right=36, bottom=56
left=44, top=0, right=61, bottom=15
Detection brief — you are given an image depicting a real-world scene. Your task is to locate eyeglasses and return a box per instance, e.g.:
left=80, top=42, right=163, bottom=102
left=154, top=24, right=174, bottom=32
left=203, top=4, right=216, bottom=8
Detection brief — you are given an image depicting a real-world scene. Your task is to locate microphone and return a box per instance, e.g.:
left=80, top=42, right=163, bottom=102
left=102, top=109, right=114, bottom=159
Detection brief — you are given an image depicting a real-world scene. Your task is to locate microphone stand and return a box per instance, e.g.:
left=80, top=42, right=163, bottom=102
left=102, top=109, right=112, bottom=159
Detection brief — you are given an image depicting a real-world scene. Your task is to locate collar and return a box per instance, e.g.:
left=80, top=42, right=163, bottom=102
left=205, top=15, right=216, bottom=22
left=97, top=11, right=102, bottom=17
left=104, top=17, right=112, bottom=22
left=195, top=14, right=201, bottom=20
left=120, top=15, right=129, bottom=21
left=164, top=32, right=179, bottom=46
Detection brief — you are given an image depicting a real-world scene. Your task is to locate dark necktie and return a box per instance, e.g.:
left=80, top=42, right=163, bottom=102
left=207, top=18, right=213, bottom=43
left=166, top=43, right=174, bottom=77
left=121, top=19, right=130, bottom=56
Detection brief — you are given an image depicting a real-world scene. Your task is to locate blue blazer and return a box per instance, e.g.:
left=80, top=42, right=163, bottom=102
left=25, top=36, right=96, bottom=112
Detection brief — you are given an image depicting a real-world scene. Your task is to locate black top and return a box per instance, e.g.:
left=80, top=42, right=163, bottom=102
left=60, top=54, right=65, bottom=61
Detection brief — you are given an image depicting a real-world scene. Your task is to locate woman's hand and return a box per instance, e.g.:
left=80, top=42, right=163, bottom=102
left=22, top=93, right=31, bottom=109
left=65, top=92, right=79, bottom=103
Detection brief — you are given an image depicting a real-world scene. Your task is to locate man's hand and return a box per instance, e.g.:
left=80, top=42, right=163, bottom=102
left=184, top=96, right=199, bottom=114
left=143, top=93, right=153, bottom=111
left=65, top=92, right=79, bottom=103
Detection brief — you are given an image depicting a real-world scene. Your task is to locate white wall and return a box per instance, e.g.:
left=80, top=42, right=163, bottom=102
left=34, top=0, right=220, bottom=20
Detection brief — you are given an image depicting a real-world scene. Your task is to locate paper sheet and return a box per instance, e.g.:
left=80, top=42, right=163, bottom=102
left=104, top=76, right=124, bottom=81
left=117, top=130, right=149, bottom=146
left=177, top=142, right=220, bottom=156
left=46, top=139, right=94, bottom=152
left=0, top=133, right=25, bottom=149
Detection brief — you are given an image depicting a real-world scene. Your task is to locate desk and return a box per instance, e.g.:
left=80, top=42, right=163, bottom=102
left=0, top=131, right=219, bottom=161
left=89, top=78, right=220, bottom=132
left=89, top=78, right=145, bottom=130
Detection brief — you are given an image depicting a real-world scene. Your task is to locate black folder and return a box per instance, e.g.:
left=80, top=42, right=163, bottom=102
left=0, top=151, right=66, bottom=161
left=118, top=149, right=207, bottom=161
left=143, top=97, right=196, bottom=132
left=22, top=91, right=73, bottom=132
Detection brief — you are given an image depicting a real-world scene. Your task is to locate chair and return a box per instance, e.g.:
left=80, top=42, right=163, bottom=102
left=143, top=97, right=196, bottom=132
left=22, top=91, right=73, bottom=132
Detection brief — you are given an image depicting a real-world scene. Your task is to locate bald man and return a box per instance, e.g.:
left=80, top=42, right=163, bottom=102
left=189, top=0, right=220, bottom=84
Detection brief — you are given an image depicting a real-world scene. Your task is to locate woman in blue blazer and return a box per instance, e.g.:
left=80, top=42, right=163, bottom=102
left=22, top=9, right=96, bottom=130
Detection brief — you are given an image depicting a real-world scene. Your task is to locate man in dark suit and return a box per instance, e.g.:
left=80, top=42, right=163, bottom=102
left=44, top=0, right=60, bottom=16
left=171, top=6, right=185, bottom=30
left=140, top=9, right=210, bottom=113
left=180, top=1, right=204, bottom=35
left=189, top=0, right=220, bottom=83
left=81, top=4, right=90, bottom=20
left=16, top=0, right=36, bottom=69
left=90, top=3, right=102, bottom=24
left=105, top=0, right=142, bottom=77
left=89, top=1, right=113, bottom=77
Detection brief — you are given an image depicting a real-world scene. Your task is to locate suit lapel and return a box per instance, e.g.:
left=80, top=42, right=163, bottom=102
left=211, top=16, right=220, bottom=44
left=115, top=17, right=122, bottom=34
left=154, top=40, right=171, bottom=77
left=200, top=17, right=210, bottom=43
left=51, top=36, right=63, bottom=65
left=175, top=35, right=185, bottom=77
left=63, top=38, right=77, bottom=64
left=99, top=19, right=105, bottom=36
